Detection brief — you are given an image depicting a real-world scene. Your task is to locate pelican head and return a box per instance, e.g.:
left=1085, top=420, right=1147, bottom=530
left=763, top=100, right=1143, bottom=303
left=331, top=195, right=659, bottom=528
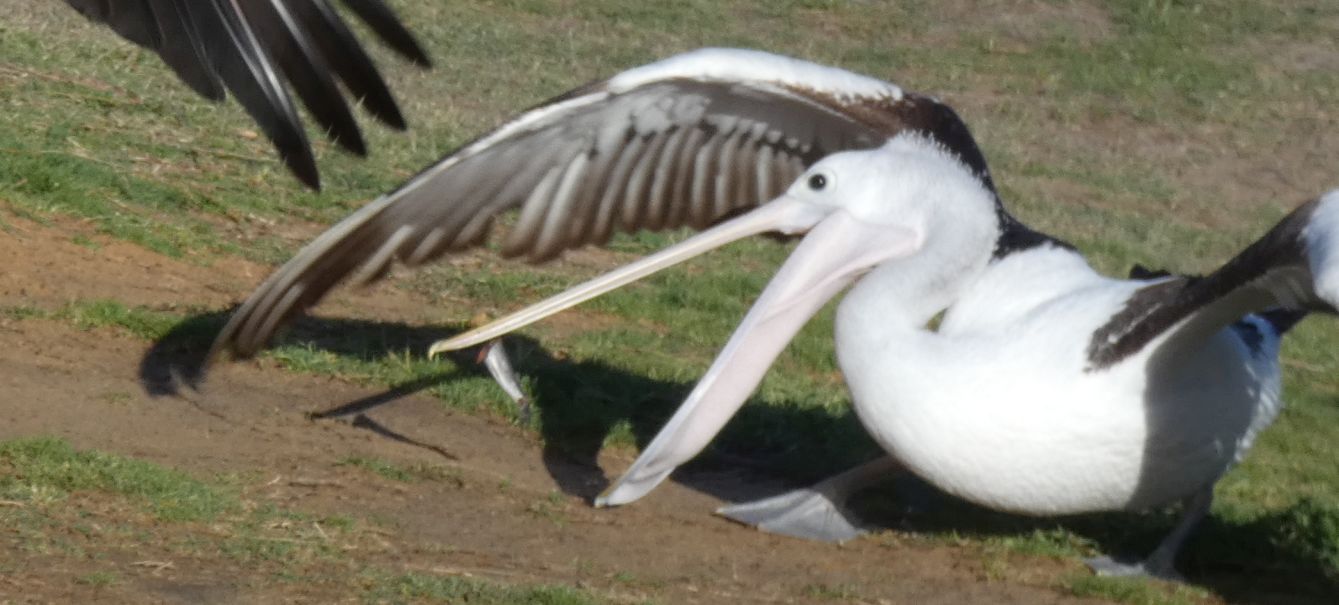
left=796, top=133, right=1000, bottom=236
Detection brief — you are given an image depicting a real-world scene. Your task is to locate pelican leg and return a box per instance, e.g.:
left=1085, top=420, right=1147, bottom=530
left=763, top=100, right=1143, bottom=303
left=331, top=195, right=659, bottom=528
left=716, top=456, right=903, bottom=543
left=479, top=340, right=533, bottom=425
left=1085, top=486, right=1214, bottom=582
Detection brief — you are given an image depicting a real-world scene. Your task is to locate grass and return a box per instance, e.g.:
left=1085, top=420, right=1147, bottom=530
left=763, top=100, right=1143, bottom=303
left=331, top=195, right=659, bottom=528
left=3, top=0, right=1339, bottom=603
left=75, top=570, right=120, bottom=588
left=363, top=572, right=604, bottom=605
left=802, top=582, right=863, bottom=600
left=0, top=437, right=233, bottom=521
left=0, top=437, right=611, bottom=603
left=1068, top=575, right=1210, bottom=605
left=336, top=455, right=463, bottom=485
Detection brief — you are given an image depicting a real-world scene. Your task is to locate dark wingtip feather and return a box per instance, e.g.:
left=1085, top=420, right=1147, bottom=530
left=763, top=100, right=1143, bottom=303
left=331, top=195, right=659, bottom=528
left=378, top=105, right=409, bottom=131
left=70, top=0, right=428, bottom=190
left=337, top=0, right=433, bottom=67
left=288, top=153, right=323, bottom=190
left=240, top=0, right=368, bottom=159
left=265, top=128, right=323, bottom=191
left=289, top=0, right=412, bottom=132
left=189, top=0, right=323, bottom=191
left=337, top=131, right=370, bottom=156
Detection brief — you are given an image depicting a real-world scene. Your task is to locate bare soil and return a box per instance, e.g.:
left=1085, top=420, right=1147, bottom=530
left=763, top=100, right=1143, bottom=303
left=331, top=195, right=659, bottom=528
left=0, top=213, right=1130, bottom=604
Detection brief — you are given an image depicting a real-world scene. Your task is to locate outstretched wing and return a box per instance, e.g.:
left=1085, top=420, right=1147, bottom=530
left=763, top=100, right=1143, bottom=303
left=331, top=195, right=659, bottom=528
left=63, top=0, right=432, bottom=190
left=1088, top=190, right=1339, bottom=369
left=209, top=48, right=995, bottom=361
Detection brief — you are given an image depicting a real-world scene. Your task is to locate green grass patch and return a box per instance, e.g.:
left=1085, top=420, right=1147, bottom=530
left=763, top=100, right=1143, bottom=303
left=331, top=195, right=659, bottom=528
left=1067, top=574, right=1208, bottom=605
left=802, top=582, right=863, bottom=601
left=58, top=299, right=183, bottom=340
left=1, top=305, right=45, bottom=322
left=336, top=456, right=462, bottom=485
left=0, top=300, right=226, bottom=358
left=0, top=437, right=612, bottom=602
left=0, top=437, right=233, bottom=521
left=74, top=570, right=120, bottom=588
left=361, top=572, right=604, bottom=605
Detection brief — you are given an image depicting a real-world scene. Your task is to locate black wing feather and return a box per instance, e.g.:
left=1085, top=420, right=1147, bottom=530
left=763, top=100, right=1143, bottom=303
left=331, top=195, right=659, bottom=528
left=278, top=0, right=410, bottom=130
left=144, top=0, right=226, bottom=99
left=336, top=0, right=432, bottom=67
left=62, top=0, right=431, bottom=189
left=238, top=0, right=366, bottom=156
left=1088, top=197, right=1336, bottom=369
left=184, top=0, right=320, bottom=188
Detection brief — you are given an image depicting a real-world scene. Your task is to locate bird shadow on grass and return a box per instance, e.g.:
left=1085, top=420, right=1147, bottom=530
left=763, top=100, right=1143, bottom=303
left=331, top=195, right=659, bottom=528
left=138, top=311, right=1339, bottom=604
left=846, top=482, right=1339, bottom=604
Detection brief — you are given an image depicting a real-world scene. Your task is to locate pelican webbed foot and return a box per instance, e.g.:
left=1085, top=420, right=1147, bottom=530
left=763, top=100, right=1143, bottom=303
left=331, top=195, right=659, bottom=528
left=716, top=456, right=902, bottom=543
left=1083, top=555, right=1185, bottom=583
left=1085, top=485, right=1214, bottom=583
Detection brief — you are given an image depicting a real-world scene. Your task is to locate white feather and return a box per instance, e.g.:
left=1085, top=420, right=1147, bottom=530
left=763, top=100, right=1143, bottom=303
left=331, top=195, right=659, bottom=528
left=608, top=48, right=904, bottom=102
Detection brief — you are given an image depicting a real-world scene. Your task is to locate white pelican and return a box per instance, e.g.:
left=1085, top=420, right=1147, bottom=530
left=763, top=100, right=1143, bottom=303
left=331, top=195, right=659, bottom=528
left=205, top=48, right=1339, bottom=580
left=62, top=0, right=431, bottom=189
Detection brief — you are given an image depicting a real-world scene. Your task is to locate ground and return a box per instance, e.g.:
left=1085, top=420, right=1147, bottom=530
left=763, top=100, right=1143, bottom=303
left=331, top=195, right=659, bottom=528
left=1, top=216, right=1111, bottom=604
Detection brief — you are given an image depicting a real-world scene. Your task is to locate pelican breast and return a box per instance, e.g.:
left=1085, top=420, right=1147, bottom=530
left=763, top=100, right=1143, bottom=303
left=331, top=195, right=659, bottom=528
left=835, top=247, right=1281, bottom=514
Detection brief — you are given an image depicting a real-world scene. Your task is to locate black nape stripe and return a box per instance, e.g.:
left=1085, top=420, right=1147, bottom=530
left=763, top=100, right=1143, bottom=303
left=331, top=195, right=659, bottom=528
left=992, top=211, right=1074, bottom=259
left=1128, top=264, right=1180, bottom=280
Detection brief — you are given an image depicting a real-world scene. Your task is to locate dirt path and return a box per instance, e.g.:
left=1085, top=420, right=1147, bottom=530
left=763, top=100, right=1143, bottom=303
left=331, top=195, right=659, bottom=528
left=0, top=213, right=1131, bottom=604
left=0, top=319, right=1099, bottom=605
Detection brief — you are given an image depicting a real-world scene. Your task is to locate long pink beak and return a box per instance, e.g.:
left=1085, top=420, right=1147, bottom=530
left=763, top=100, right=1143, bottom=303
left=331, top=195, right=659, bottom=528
left=430, top=194, right=919, bottom=507
left=428, top=196, right=829, bottom=355
left=597, top=209, right=918, bottom=506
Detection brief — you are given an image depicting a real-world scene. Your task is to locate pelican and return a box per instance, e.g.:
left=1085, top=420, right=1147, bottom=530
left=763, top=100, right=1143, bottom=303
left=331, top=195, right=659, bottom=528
left=205, top=48, right=1339, bottom=579
left=62, top=0, right=431, bottom=189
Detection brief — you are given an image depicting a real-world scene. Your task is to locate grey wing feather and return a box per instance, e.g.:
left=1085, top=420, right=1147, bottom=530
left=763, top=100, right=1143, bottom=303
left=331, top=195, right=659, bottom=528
left=209, top=76, right=987, bottom=362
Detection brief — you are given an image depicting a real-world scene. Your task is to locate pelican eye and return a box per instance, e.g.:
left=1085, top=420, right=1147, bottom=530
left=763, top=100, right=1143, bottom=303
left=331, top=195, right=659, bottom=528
left=807, top=174, right=828, bottom=191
